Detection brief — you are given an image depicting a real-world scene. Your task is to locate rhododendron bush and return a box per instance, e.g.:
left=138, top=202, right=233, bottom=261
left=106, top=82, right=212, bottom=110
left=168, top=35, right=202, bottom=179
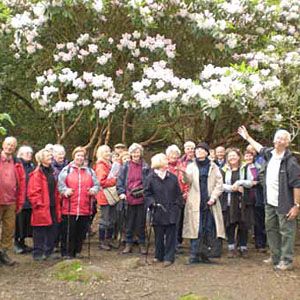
left=0, top=0, right=299, bottom=145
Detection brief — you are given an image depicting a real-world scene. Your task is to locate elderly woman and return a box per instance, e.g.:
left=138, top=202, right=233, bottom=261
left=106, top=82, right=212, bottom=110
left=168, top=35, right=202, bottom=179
left=145, top=153, right=182, bottom=267
left=221, top=148, right=256, bottom=258
left=27, top=149, right=61, bottom=261
left=58, top=146, right=100, bottom=258
left=166, top=144, right=187, bottom=252
left=117, top=143, right=150, bottom=254
left=182, top=142, right=225, bottom=264
left=51, top=144, right=68, bottom=180
left=95, top=145, right=117, bottom=250
left=14, top=146, right=35, bottom=254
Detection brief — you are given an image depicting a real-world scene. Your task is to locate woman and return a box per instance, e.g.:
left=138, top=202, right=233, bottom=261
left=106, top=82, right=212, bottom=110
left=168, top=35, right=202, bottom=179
left=95, top=145, right=118, bottom=250
left=221, top=148, right=256, bottom=258
left=27, top=149, right=61, bottom=261
left=14, top=146, right=35, bottom=254
left=58, top=146, right=100, bottom=258
left=117, top=143, right=150, bottom=254
left=182, top=142, right=225, bottom=264
left=145, top=153, right=182, bottom=267
left=51, top=144, right=68, bottom=180
left=166, top=144, right=187, bottom=252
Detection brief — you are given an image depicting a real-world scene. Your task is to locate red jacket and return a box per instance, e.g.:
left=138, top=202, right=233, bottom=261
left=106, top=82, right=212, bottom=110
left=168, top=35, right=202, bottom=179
left=59, top=164, right=100, bottom=216
left=167, top=160, right=189, bottom=201
left=27, top=167, right=61, bottom=226
left=95, top=160, right=116, bottom=206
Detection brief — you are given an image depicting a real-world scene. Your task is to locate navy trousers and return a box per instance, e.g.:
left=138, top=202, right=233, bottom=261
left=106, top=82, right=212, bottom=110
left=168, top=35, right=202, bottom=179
left=154, top=224, right=176, bottom=262
left=32, top=224, right=58, bottom=258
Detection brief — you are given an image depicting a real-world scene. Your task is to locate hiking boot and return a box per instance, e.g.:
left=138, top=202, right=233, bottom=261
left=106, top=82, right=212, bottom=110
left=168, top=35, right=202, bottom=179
left=33, top=255, right=46, bottom=261
left=227, top=249, right=237, bottom=259
left=99, top=241, right=111, bottom=251
left=186, top=257, right=200, bottom=265
left=45, top=253, right=61, bottom=261
left=239, top=249, right=249, bottom=259
left=163, top=261, right=173, bottom=268
left=139, top=245, right=147, bottom=255
left=122, top=244, right=132, bottom=254
left=200, top=253, right=212, bottom=264
left=14, top=244, right=26, bottom=254
left=0, top=250, right=16, bottom=266
left=274, top=260, right=293, bottom=271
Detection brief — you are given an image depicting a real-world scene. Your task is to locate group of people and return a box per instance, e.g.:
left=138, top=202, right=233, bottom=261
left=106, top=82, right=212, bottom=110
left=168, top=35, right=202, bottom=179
left=0, top=125, right=300, bottom=271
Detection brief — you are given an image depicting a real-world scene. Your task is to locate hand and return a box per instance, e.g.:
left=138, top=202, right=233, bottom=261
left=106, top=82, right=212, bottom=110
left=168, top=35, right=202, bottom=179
left=286, top=206, right=299, bottom=220
left=238, top=126, right=250, bottom=140
left=232, top=184, right=239, bottom=192
left=64, top=188, right=74, bottom=197
left=237, top=186, right=244, bottom=193
left=207, top=199, right=215, bottom=206
left=119, top=193, right=126, bottom=200
left=88, top=188, right=98, bottom=196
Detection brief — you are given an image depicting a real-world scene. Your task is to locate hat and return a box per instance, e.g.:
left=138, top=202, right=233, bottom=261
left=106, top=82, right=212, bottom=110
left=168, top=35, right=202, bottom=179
left=196, top=142, right=210, bottom=154
left=114, top=143, right=126, bottom=149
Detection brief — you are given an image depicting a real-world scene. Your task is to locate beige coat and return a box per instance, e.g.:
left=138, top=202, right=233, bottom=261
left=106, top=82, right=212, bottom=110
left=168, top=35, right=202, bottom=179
left=182, top=161, right=225, bottom=239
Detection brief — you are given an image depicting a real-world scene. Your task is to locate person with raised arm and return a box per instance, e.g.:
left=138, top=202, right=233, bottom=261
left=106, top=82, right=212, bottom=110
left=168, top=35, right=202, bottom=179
left=238, top=126, right=300, bottom=271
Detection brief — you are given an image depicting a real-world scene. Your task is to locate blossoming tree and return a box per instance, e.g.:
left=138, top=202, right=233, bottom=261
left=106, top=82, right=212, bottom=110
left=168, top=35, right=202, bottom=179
left=1, top=0, right=299, bottom=150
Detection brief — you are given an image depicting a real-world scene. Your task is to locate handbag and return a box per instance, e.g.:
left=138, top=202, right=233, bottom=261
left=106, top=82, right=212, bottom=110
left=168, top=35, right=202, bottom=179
left=130, top=186, right=144, bottom=198
left=103, top=186, right=120, bottom=206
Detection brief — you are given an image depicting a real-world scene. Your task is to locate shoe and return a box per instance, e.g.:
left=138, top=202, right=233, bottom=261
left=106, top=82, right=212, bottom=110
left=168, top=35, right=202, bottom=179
left=175, top=247, right=184, bottom=254
left=45, top=253, right=61, bottom=261
left=14, top=245, right=26, bottom=254
left=227, top=249, right=237, bottom=259
left=186, top=257, right=200, bottom=265
left=200, top=254, right=212, bottom=264
left=122, top=244, right=132, bottom=254
left=99, top=242, right=111, bottom=251
left=24, top=245, right=33, bottom=253
left=76, top=253, right=84, bottom=259
left=139, top=245, right=147, bottom=255
left=33, top=255, right=46, bottom=261
left=263, top=257, right=274, bottom=265
left=239, top=249, right=249, bottom=259
left=152, top=258, right=162, bottom=263
left=274, top=260, right=293, bottom=271
left=0, top=250, right=16, bottom=266
left=257, top=248, right=267, bottom=253
left=163, top=261, right=173, bottom=268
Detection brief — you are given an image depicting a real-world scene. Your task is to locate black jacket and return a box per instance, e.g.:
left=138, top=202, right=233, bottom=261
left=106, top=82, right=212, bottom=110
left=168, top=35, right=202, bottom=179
left=144, top=171, right=183, bottom=226
left=260, top=147, right=300, bottom=214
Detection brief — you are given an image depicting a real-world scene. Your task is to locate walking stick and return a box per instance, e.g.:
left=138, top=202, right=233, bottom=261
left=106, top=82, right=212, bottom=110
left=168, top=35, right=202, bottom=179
left=117, top=200, right=127, bottom=249
left=87, top=196, right=92, bottom=260
left=145, top=206, right=154, bottom=264
left=66, top=195, right=71, bottom=258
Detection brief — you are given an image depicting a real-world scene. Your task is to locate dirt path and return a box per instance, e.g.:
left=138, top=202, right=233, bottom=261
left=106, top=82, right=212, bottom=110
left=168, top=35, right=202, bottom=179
left=1, top=239, right=300, bottom=300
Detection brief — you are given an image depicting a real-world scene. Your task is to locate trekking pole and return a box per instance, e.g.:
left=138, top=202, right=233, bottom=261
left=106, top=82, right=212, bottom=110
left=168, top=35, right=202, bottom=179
left=66, top=196, right=71, bottom=258
left=87, top=197, right=92, bottom=260
left=145, top=206, right=154, bottom=264
left=117, top=200, right=126, bottom=249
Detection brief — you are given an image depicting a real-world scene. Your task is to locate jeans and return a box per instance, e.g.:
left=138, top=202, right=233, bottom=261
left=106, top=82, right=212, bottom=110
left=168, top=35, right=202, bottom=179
left=154, top=224, right=176, bottom=262
left=190, top=209, right=214, bottom=258
left=226, top=222, right=248, bottom=250
left=265, top=204, right=296, bottom=264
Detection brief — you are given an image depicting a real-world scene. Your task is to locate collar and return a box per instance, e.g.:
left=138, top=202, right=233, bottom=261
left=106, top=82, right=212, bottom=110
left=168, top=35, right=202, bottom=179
left=1, top=152, right=12, bottom=162
left=271, top=149, right=285, bottom=160
left=154, top=169, right=167, bottom=180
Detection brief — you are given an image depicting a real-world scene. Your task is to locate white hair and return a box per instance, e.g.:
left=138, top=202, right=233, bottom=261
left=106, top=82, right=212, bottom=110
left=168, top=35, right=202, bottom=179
left=184, top=141, right=195, bottom=149
left=151, top=153, right=168, bottom=169
left=166, top=144, right=181, bottom=157
left=96, top=144, right=111, bottom=161
left=3, top=136, right=17, bottom=146
left=17, top=145, right=33, bottom=158
left=52, top=144, right=66, bottom=155
left=273, top=129, right=291, bottom=143
left=128, top=143, right=143, bottom=155
left=45, top=143, right=54, bottom=152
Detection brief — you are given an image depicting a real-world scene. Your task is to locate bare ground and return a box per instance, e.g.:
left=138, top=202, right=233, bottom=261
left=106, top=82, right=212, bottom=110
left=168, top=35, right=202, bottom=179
left=1, top=237, right=300, bottom=300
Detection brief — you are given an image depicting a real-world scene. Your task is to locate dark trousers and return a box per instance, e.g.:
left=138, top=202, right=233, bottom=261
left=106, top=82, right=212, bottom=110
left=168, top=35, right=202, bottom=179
left=176, top=204, right=185, bottom=246
left=154, top=224, right=176, bottom=262
left=125, top=204, right=146, bottom=244
left=254, top=205, right=266, bottom=249
left=227, top=222, right=248, bottom=248
left=15, top=209, right=32, bottom=245
left=190, top=209, right=214, bottom=258
left=32, top=224, right=58, bottom=258
left=61, top=215, right=90, bottom=257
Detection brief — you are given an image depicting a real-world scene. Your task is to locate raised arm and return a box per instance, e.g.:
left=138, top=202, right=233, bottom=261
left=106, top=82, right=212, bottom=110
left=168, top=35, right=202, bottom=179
left=238, top=126, right=263, bottom=153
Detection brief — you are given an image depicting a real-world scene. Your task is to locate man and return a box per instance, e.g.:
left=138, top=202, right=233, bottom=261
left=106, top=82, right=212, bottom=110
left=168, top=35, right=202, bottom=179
left=214, top=146, right=226, bottom=168
left=238, top=126, right=300, bottom=270
left=114, top=143, right=127, bottom=156
left=0, top=137, right=26, bottom=266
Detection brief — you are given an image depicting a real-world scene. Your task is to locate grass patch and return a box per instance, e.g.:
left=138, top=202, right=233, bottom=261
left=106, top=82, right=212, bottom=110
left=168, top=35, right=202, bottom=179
left=179, top=293, right=209, bottom=300
left=52, top=260, right=104, bottom=283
